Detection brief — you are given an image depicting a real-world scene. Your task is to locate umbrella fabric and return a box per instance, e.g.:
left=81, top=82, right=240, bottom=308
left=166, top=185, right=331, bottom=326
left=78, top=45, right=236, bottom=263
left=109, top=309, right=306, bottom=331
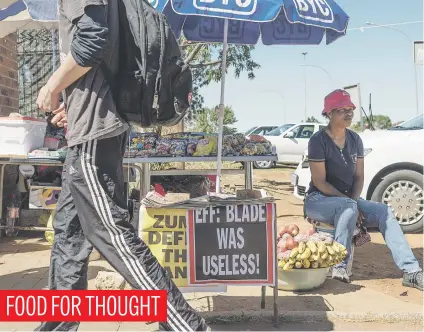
left=153, top=0, right=349, bottom=45
left=0, top=0, right=57, bottom=38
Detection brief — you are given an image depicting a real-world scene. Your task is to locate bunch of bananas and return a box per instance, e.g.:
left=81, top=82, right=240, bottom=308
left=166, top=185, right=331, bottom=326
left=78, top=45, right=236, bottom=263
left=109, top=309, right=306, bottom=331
left=278, top=240, right=347, bottom=270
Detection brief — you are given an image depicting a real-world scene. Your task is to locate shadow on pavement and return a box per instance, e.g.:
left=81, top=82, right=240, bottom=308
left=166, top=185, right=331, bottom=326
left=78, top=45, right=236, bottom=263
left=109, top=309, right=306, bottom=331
left=352, top=242, right=423, bottom=281
left=292, top=278, right=363, bottom=296
left=209, top=295, right=331, bottom=313
left=0, top=265, right=113, bottom=290
left=211, top=321, right=334, bottom=331
left=0, top=231, right=50, bottom=256
left=208, top=296, right=334, bottom=331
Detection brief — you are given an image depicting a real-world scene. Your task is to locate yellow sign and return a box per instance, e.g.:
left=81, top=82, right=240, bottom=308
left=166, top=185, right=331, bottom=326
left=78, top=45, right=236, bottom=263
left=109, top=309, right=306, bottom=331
left=140, top=207, right=189, bottom=287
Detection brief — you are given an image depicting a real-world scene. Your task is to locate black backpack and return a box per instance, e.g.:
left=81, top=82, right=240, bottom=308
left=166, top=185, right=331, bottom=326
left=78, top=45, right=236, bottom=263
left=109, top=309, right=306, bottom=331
left=101, top=0, right=192, bottom=127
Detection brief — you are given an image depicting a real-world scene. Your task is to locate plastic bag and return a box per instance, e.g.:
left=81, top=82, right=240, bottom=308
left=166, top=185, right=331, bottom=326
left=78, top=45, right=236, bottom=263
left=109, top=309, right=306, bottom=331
left=193, top=139, right=215, bottom=156
left=155, top=139, right=171, bottom=156
left=129, top=132, right=158, bottom=151
left=222, top=145, right=235, bottom=156
left=170, top=139, right=187, bottom=156
left=249, top=134, right=268, bottom=143
left=240, top=143, right=258, bottom=156
left=255, top=143, right=266, bottom=155
left=186, top=139, right=199, bottom=156
left=234, top=133, right=246, bottom=145
left=261, top=142, right=272, bottom=154
left=205, top=135, right=218, bottom=155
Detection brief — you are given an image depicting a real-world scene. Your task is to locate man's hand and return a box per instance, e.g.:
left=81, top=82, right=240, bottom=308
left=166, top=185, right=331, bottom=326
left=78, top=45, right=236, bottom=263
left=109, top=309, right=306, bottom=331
left=50, top=104, right=67, bottom=128
left=37, top=84, right=61, bottom=112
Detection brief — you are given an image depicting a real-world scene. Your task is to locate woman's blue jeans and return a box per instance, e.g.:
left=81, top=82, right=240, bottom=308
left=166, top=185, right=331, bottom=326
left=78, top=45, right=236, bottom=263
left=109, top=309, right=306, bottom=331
left=304, top=192, right=421, bottom=274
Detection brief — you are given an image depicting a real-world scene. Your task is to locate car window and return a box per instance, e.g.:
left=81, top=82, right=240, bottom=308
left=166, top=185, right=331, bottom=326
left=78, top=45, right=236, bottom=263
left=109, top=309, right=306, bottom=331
left=296, top=125, right=315, bottom=139
left=389, top=114, right=423, bottom=130
left=267, top=124, right=295, bottom=136
left=287, top=126, right=300, bottom=137
left=245, top=126, right=257, bottom=135
left=250, top=127, right=274, bottom=135
left=263, top=126, right=277, bottom=134
left=250, top=127, right=264, bottom=135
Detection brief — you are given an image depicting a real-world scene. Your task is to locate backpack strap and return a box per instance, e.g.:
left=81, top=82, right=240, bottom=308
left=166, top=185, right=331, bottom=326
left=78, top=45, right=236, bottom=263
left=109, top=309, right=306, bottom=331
left=99, top=61, right=117, bottom=100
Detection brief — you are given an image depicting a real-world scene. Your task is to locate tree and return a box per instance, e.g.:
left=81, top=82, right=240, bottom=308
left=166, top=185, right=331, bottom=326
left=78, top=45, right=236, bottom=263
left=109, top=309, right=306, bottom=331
left=181, top=38, right=260, bottom=116
left=373, top=115, right=392, bottom=129
left=189, top=106, right=238, bottom=134
left=351, top=114, right=392, bottom=131
left=305, top=116, right=320, bottom=123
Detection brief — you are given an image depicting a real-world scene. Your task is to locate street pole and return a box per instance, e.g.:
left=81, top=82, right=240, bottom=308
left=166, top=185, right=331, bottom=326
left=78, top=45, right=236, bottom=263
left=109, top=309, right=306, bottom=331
left=300, top=64, right=333, bottom=89
left=365, top=22, right=420, bottom=115
left=302, top=52, right=308, bottom=121
left=357, top=83, right=364, bottom=131
left=413, top=56, right=419, bottom=115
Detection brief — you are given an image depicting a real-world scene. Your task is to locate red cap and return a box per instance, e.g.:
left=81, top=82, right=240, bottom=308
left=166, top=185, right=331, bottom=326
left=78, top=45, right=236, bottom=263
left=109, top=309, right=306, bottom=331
left=322, top=89, right=356, bottom=114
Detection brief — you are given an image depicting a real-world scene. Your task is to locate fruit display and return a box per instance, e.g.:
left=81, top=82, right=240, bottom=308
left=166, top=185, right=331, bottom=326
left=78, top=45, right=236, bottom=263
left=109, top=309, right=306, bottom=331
left=222, top=133, right=273, bottom=157
left=125, top=131, right=275, bottom=158
left=277, top=224, right=348, bottom=271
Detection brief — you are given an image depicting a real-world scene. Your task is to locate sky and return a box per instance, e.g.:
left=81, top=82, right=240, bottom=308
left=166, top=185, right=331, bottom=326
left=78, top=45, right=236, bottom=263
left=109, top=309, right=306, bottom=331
left=199, top=0, right=424, bottom=132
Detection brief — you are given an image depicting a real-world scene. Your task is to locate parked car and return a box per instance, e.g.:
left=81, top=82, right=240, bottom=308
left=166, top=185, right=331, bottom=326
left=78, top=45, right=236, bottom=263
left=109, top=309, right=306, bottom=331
left=253, top=122, right=326, bottom=169
left=245, top=125, right=278, bottom=136
left=291, top=114, right=424, bottom=233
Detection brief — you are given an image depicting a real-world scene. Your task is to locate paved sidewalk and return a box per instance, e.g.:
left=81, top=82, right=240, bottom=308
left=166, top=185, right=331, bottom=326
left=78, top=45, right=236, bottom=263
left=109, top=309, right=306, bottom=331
left=0, top=237, right=423, bottom=331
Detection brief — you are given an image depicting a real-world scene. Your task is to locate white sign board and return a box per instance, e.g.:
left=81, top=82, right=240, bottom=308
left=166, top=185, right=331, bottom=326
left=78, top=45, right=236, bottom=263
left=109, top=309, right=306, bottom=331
left=414, top=41, right=423, bottom=65
left=344, top=84, right=361, bottom=126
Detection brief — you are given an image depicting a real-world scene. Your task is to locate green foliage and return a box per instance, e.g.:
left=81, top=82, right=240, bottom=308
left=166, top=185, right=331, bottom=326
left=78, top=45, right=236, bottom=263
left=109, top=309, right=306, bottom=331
left=351, top=115, right=392, bottom=131
left=305, top=116, right=320, bottom=123
left=372, top=115, right=392, bottom=129
left=180, top=38, right=260, bottom=116
left=189, top=106, right=238, bottom=134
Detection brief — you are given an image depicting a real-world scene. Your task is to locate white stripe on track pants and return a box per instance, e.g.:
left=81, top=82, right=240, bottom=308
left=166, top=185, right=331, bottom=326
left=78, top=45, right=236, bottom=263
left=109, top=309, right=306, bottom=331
left=35, top=133, right=209, bottom=332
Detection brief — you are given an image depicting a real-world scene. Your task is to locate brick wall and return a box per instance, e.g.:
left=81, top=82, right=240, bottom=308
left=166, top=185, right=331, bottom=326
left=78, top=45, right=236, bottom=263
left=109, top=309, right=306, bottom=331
left=0, top=33, right=19, bottom=116
left=0, top=34, right=20, bottom=215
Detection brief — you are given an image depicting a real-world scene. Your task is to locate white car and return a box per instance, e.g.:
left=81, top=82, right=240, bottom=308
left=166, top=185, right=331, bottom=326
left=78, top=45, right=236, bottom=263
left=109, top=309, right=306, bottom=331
left=245, top=125, right=278, bottom=136
left=291, top=114, right=424, bottom=233
left=254, top=122, right=326, bottom=169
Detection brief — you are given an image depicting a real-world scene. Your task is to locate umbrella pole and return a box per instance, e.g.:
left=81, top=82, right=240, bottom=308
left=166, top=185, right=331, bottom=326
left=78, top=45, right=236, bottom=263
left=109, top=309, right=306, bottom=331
left=215, top=18, right=229, bottom=194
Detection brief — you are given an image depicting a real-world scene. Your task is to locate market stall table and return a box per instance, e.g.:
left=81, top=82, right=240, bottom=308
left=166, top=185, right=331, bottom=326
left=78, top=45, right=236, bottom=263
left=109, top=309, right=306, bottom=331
left=0, top=155, right=277, bottom=231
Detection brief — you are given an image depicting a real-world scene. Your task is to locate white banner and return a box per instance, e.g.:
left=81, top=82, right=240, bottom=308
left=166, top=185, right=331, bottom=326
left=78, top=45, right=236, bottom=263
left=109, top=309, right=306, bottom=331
left=414, top=41, right=423, bottom=65
left=344, top=84, right=361, bottom=127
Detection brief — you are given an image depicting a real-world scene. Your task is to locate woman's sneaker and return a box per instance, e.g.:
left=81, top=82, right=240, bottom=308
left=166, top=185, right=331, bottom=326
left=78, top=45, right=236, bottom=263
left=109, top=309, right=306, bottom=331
left=402, top=271, right=423, bottom=291
left=332, top=267, right=350, bottom=283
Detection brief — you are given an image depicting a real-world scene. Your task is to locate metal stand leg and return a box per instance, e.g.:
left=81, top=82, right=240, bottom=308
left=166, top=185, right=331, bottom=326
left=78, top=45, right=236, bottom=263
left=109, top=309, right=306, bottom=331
left=273, top=204, right=279, bottom=327
left=141, top=163, right=150, bottom=197
left=0, top=164, right=5, bottom=221
left=244, top=161, right=253, bottom=190
left=245, top=162, right=270, bottom=315
left=260, top=286, right=266, bottom=309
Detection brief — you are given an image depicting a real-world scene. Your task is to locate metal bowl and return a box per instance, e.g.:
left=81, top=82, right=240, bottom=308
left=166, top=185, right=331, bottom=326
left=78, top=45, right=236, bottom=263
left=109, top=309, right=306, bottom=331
left=277, top=267, right=330, bottom=291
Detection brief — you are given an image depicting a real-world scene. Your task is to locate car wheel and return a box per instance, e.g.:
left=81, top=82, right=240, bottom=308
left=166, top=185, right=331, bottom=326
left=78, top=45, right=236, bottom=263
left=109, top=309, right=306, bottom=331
left=253, top=161, right=274, bottom=169
left=371, top=170, right=423, bottom=233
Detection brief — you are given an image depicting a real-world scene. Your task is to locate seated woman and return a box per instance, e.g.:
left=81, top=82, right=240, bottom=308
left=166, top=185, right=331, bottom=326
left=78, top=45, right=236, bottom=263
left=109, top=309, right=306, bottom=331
left=304, top=89, right=422, bottom=290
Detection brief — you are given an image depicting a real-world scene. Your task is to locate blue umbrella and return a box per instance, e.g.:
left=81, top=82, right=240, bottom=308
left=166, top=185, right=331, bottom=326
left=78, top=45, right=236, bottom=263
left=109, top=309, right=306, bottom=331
left=152, top=0, right=350, bottom=192
left=1, top=0, right=350, bottom=193
left=0, top=0, right=57, bottom=38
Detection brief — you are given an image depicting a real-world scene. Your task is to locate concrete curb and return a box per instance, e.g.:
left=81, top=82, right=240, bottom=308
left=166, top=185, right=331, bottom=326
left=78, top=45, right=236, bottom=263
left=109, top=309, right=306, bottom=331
left=202, top=310, right=424, bottom=325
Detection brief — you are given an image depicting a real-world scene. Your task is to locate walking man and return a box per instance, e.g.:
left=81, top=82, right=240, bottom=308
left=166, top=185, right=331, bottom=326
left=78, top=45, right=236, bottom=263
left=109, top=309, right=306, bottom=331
left=35, top=1, right=210, bottom=330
